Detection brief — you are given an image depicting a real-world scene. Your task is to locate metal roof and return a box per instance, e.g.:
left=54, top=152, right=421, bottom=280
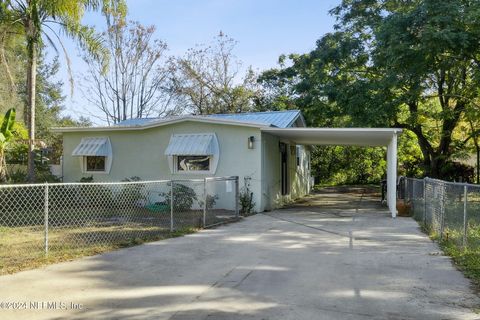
left=164, top=133, right=216, bottom=155
left=206, top=110, right=303, bottom=128
left=72, top=137, right=111, bottom=156
left=115, top=118, right=159, bottom=127
left=114, top=110, right=303, bottom=128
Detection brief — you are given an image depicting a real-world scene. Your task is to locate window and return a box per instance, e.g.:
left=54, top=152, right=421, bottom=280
left=176, top=156, right=211, bottom=172
left=85, top=156, right=106, bottom=172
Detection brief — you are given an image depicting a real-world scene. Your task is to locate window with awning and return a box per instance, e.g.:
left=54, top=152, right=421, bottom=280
left=72, top=137, right=112, bottom=173
left=164, top=133, right=215, bottom=156
left=165, top=133, right=219, bottom=174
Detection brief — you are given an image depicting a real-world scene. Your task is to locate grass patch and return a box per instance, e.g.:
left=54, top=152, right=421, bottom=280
left=0, top=204, right=237, bottom=276
left=0, top=224, right=198, bottom=275
left=440, top=240, right=480, bottom=287
left=423, top=223, right=480, bottom=290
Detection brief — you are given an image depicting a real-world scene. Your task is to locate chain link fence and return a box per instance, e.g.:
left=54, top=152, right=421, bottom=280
left=404, top=177, right=480, bottom=250
left=0, top=176, right=239, bottom=274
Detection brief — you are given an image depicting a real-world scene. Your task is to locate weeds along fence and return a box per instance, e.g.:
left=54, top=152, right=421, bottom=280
left=0, top=176, right=239, bottom=274
left=403, top=177, right=480, bottom=250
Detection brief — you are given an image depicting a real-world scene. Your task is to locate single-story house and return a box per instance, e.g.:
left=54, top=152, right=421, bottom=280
left=54, top=110, right=401, bottom=216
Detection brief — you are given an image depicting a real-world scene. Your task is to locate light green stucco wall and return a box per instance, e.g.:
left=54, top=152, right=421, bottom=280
left=260, top=132, right=311, bottom=211
left=62, top=121, right=263, bottom=211
left=62, top=122, right=311, bottom=213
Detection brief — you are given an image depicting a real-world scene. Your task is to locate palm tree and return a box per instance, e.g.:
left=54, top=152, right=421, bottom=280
left=0, top=0, right=121, bottom=182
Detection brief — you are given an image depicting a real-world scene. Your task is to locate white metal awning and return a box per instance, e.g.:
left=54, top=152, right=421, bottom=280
left=72, top=137, right=111, bottom=156
left=164, top=133, right=216, bottom=156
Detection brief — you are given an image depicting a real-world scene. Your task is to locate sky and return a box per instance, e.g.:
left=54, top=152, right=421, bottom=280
left=53, top=0, right=340, bottom=123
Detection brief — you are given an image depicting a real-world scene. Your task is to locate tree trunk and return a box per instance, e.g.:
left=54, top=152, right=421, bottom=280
left=26, top=41, right=37, bottom=182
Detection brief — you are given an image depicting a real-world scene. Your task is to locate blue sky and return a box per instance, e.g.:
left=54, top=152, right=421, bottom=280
left=54, top=0, right=339, bottom=122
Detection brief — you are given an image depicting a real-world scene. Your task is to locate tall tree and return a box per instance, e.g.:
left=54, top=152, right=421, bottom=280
left=260, top=0, right=480, bottom=178
left=0, top=0, right=117, bottom=181
left=171, top=32, right=259, bottom=115
left=82, top=20, right=176, bottom=124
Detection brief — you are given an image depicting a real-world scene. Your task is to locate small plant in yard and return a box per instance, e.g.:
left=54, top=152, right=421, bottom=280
left=159, top=182, right=197, bottom=211
left=79, top=176, right=94, bottom=183
left=436, top=224, right=480, bottom=288
left=198, top=194, right=219, bottom=210
left=239, top=176, right=255, bottom=215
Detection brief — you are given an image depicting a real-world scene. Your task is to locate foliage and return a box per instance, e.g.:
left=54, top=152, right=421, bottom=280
left=311, top=145, right=386, bottom=185
left=0, top=0, right=123, bottom=181
left=35, top=56, right=92, bottom=164
left=439, top=162, right=475, bottom=183
left=239, top=176, right=255, bottom=214
left=198, top=194, right=219, bottom=211
left=434, top=224, right=480, bottom=288
left=171, top=32, right=260, bottom=115
left=259, top=0, right=480, bottom=180
left=160, top=182, right=197, bottom=212
left=82, top=19, right=177, bottom=124
left=79, top=176, right=94, bottom=183
left=0, top=108, right=16, bottom=181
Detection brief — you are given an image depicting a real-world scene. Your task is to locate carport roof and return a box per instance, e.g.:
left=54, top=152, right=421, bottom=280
left=262, top=127, right=402, bottom=147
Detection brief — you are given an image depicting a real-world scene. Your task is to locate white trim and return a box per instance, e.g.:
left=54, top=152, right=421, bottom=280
left=53, top=116, right=271, bottom=133
left=262, top=127, right=403, bottom=147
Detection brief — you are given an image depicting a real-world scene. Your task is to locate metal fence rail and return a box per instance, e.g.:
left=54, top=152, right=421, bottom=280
left=0, top=176, right=239, bottom=274
left=404, top=177, right=480, bottom=250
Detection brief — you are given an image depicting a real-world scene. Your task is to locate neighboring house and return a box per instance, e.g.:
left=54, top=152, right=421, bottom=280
left=55, top=110, right=313, bottom=212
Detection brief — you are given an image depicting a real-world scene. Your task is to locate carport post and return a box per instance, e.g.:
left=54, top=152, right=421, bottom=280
left=387, top=132, right=398, bottom=218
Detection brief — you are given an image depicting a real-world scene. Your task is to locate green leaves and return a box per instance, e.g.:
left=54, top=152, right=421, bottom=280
left=260, top=0, right=480, bottom=178
left=0, top=108, right=15, bottom=142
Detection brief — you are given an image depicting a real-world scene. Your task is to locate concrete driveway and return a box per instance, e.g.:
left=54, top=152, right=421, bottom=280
left=1, top=187, right=479, bottom=320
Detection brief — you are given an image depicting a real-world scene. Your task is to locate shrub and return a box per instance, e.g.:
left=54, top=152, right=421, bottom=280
left=160, top=182, right=197, bottom=212
left=198, top=194, right=219, bottom=210
left=239, top=177, right=255, bottom=214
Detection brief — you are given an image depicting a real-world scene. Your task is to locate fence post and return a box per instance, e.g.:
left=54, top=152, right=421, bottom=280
left=235, top=176, right=239, bottom=218
left=170, top=180, right=174, bottom=232
left=203, top=178, right=207, bottom=228
left=404, top=178, right=407, bottom=205
left=423, top=178, right=427, bottom=226
left=44, top=183, right=49, bottom=255
left=439, top=182, right=446, bottom=240
left=463, top=185, right=468, bottom=248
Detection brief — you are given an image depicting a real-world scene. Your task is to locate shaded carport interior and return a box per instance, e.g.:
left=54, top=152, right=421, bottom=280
left=261, top=127, right=402, bottom=217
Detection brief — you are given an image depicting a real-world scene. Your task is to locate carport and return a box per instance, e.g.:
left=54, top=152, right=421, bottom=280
left=261, top=127, right=402, bottom=217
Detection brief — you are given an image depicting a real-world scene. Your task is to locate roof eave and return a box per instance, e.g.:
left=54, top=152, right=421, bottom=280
left=285, top=111, right=306, bottom=128
left=52, top=116, right=271, bottom=133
